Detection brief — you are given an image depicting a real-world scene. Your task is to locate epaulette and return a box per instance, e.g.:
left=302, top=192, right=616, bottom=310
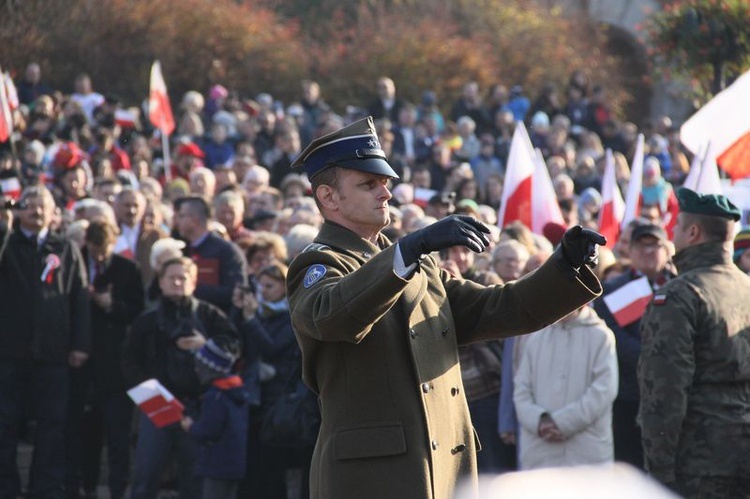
left=302, top=243, right=331, bottom=253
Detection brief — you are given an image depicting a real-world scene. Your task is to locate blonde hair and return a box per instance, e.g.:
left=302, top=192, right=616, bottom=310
left=149, top=237, right=186, bottom=271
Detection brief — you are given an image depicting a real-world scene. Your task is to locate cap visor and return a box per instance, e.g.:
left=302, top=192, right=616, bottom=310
left=333, top=157, right=399, bottom=179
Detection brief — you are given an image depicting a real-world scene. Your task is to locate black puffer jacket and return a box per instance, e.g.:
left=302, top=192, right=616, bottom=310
left=122, top=296, right=238, bottom=400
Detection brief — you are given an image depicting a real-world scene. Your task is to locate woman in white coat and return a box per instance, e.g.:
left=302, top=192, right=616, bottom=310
left=513, top=305, right=618, bottom=470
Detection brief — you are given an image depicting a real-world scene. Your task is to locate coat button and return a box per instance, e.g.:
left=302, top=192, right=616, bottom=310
left=421, top=383, right=430, bottom=393
left=442, top=328, right=449, bottom=337
left=451, top=444, right=467, bottom=455
left=451, top=387, right=460, bottom=396
left=409, top=329, right=417, bottom=339
left=432, top=440, right=439, bottom=450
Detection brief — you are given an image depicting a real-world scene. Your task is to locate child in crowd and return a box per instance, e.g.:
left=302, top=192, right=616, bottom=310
left=181, top=337, right=250, bottom=499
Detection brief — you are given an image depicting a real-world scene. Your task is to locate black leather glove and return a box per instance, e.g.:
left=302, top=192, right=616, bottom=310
left=399, top=215, right=491, bottom=267
left=561, top=225, right=607, bottom=269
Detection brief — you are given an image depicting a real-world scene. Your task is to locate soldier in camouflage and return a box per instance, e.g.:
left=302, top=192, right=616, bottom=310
left=638, top=188, right=750, bottom=498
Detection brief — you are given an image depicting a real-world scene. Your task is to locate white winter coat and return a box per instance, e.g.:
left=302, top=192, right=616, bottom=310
left=513, top=306, right=618, bottom=470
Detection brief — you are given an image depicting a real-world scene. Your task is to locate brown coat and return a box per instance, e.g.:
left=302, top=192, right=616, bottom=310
left=287, top=222, right=601, bottom=499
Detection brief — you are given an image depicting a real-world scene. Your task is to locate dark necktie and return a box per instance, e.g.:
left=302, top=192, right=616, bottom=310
left=92, top=261, right=105, bottom=287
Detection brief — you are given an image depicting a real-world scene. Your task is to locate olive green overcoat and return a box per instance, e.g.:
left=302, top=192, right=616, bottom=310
left=287, top=222, right=601, bottom=499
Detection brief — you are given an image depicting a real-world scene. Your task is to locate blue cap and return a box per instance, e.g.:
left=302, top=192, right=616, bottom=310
left=291, top=116, right=399, bottom=180
left=195, top=338, right=237, bottom=375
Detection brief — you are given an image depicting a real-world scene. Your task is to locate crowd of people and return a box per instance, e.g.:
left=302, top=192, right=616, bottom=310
left=1, top=60, right=750, bottom=499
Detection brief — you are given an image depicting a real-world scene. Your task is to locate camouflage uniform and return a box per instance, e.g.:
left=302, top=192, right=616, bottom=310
left=638, top=241, right=750, bottom=498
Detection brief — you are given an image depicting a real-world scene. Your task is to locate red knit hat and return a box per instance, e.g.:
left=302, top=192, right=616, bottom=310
left=53, top=142, right=85, bottom=170
left=543, top=222, right=567, bottom=247
left=177, top=142, right=205, bottom=159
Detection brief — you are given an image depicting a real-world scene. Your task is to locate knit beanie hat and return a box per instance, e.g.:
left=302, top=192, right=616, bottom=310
left=195, top=338, right=237, bottom=375
left=734, top=229, right=750, bottom=263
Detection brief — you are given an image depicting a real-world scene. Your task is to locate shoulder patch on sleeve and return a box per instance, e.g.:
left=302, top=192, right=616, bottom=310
left=652, top=293, right=667, bottom=306
left=303, top=264, right=327, bottom=288
left=302, top=243, right=330, bottom=253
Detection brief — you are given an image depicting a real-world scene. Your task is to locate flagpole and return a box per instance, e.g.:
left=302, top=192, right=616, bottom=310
left=696, top=141, right=712, bottom=189
left=161, top=129, right=172, bottom=183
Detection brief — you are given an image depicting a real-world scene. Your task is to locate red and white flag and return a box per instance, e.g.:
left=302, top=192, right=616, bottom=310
left=498, top=121, right=534, bottom=229
left=621, top=134, right=644, bottom=230
left=598, top=149, right=625, bottom=249
left=127, top=378, right=184, bottom=428
left=682, top=143, right=705, bottom=191
left=149, top=61, right=175, bottom=136
left=115, top=108, right=139, bottom=129
left=681, top=69, right=750, bottom=181
left=413, top=187, right=438, bottom=208
left=696, top=142, right=723, bottom=195
left=531, top=148, right=565, bottom=234
left=0, top=67, right=13, bottom=143
left=0, top=177, right=21, bottom=200
left=3, top=72, right=18, bottom=111
left=603, top=276, right=653, bottom=327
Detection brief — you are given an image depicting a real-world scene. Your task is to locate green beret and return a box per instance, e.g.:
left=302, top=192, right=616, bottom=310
left=677, top=188, right=741, bottom=221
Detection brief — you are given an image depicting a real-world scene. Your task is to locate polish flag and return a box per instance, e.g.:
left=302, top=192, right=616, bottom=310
left=115, top=108, right=139, bottom=129
left=621, top=134, right=644, bottom=230
left=668, top=143, right=722, bottom=238
left=598, top=149, right=625, bottom=248
left=413, top=187, right=438, bottom=208
left=3, top=72, right=19, bottom=111
left=0, top=177, right=21, bottom=200
left=148, top=61, right=175, bottom=136
left=498, top=121, right=534, bottom=229
left=0, top=67, right=12, bottom=143
left=127, top=378, right=184, bottom=428
left=681, top=144, right=704, bottom=191
left=603, top=276, right=653, bottom=327
left=696, top=142, right=723, bottom=195
left=681, top=69, right=750, bottom=181
left=531, top=148, right=565, bottom=234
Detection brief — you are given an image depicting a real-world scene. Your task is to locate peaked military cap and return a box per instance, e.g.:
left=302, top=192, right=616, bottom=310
left=677, top=187, right=741, bottom=221
left=290, top=116, right=399, bottom=180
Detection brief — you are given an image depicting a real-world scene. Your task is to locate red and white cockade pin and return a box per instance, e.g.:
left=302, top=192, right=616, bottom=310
left=652, top=293, right=667, bottom=306
left=41, top=254, right=61, bottom=283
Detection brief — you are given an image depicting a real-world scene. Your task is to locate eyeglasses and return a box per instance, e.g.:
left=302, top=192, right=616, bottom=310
left=493, top=257, right=523, bottom=265
left=632, top=240, right=664, bottom=250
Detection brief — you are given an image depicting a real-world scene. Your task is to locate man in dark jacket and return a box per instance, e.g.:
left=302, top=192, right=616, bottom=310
left=66, top=219, right=144, bottom=499
left=173, top=196, right=246, bottom=313
left=0, top=185, right=90, bottom=499
left=122, top=256, right=238, bottom=499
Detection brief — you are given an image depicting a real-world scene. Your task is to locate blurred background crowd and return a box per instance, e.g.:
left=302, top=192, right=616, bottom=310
left=1, top=60, right=750, bottom=499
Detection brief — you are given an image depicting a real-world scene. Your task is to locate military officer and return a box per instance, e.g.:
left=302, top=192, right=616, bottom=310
left=638, top=188, right=750, bottom=497
left=286, top=116, right=605, bottom=499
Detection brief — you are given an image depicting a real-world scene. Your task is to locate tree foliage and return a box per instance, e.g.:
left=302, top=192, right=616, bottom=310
left=0, top=0, right=304, bottom=104
left=1, top=0, right=636, bottom=119
left=647, top=0, right=750, bottom=99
